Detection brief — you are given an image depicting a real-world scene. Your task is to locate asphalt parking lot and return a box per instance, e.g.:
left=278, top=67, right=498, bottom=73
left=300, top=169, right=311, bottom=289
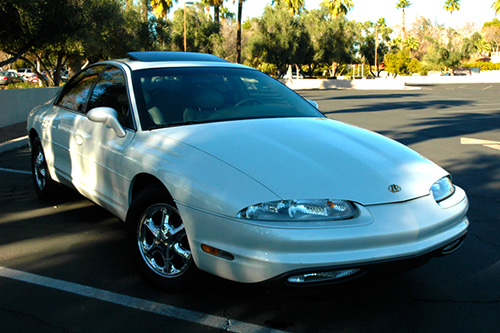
left=1, top=84, right=499, bottom=332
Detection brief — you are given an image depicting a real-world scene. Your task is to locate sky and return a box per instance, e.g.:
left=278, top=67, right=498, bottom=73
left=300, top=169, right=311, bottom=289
left=170, top=0, right=497, bottom=30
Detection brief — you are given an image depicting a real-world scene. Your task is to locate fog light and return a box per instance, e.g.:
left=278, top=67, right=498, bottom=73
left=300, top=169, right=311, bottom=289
left=441, top=236, right=465, bottom=255
left=287, top=269, right=361, bottom=284
left=201, top=244, right=234, bottom=261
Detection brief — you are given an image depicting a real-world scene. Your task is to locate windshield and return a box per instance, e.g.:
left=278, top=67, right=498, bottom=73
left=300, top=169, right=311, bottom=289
left=132, top=67, right=323, bottom=130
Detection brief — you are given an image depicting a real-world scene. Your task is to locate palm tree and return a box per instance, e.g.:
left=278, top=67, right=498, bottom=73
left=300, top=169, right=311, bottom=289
left=321, top=0, right=354, bottom=18
left=236, top=0, right=244, bottom=63
left=203, top=0, right=225, bottom=23
left=493, top=0, right=500, bottom=15
left=396, top=0, right=411, bottom=40
left=444, top=0, right=460, bottom=15
left=150, top=0, right=175, bottom=19
left=390, top=37, right=402, bottom=51
left=272, top=0, right=305, bottom=15
left=476, top=37, right=492, bottom=54
left=374, top=18, right=386, bottom=76
left=404, top=36, right=420, bottom=51
left=141, top=0, right=149, bottom=21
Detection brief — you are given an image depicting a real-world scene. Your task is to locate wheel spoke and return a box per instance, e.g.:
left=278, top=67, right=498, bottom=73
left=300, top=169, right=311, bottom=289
left=171, top=242, right=191, bottom=260
left=166, top=262, right=181, bottom=275
left=143, top=216, right=160, bottom=239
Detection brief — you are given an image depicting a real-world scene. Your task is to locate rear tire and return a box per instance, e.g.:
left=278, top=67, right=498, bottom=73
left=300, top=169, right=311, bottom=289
left=31, top=137, right=57, bottom=200
left=126, top=185, right=198, bottom=290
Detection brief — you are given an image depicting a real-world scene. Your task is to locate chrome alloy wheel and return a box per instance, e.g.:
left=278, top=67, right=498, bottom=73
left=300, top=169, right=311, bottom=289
left=137, top=204, right=192, bottom=278
left=33, top=147, right=47, bottom=191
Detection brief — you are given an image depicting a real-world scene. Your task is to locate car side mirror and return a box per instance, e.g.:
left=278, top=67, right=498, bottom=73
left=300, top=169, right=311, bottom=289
left=87, top=107, right=126, bottom=138
left=307, top=100, right=319, bottom=109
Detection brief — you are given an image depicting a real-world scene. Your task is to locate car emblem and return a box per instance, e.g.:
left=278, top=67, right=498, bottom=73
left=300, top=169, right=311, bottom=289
left=388, top=184, right=402, bottom=193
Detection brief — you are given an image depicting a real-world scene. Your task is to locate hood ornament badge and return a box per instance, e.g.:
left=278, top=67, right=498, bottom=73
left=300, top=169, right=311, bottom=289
left=388, top=184, right=402, bottom=193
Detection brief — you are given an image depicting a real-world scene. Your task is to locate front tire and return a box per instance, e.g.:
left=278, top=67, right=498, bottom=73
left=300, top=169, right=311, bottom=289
left=126, top=185, right=198, bottom=290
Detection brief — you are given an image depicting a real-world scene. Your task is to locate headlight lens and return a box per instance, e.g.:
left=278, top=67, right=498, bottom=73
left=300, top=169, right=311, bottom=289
left=237, top=199, right=356, bottom=221
left=431, top=176, right=455, bottom=202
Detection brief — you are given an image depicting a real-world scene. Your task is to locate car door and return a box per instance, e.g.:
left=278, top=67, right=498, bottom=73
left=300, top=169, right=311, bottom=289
left=42, top=65, right=105, bottom=184
left=72, top=65, right=135, bottom=216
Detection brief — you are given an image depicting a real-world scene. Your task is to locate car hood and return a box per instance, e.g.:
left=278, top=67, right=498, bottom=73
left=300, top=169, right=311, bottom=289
left=156, top=118, right=447, bottom=205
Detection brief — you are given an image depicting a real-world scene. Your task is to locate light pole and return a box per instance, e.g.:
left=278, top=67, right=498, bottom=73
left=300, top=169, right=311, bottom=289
left=184, top=1, right=194, bottom=52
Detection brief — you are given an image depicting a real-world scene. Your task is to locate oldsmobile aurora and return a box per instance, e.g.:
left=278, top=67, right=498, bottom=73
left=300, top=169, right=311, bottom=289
left=27, top=52, right=469, bottom=288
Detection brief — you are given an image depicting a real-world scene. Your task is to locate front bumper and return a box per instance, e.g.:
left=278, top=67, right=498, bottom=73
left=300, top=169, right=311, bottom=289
left=177, top=186, right=469, bottom=284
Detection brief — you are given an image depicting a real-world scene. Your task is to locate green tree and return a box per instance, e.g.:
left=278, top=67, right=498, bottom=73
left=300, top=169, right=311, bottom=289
left=211, top=19, right=238, bottom=62
left=320, top=0, right=354, bottom=18
left=396, top=0, right=411, bottom=40
left=406, top=16, right=444, bottom=60
left=272, top=0, right=305, bottom=15
left=0, top=0, right=82, bottom=68
left=423, top=45, right=461, bottom=70
left=482, top=18, right=500, bottom=52
left=462, top=32, right=490, bottom=59
left=0, top=0, right=149, bottom=86
left=385, top=48, right=420, bottom=76
left=247, top=4, right=313, bottom=77
left=169, top=3, right=219, bottom=53
left=359, top=20, right=391, bottom=76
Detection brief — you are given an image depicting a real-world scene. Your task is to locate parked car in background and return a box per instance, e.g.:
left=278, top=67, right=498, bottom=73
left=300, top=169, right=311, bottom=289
left=0, top=70, right=25, bottom=85
left=281, top=72, right=304, bottom=80
left=60, top=70, right=69, bottom=82
left=18, top=68, right=35, bottom=79
left=27, top=51, right=469, bottom=290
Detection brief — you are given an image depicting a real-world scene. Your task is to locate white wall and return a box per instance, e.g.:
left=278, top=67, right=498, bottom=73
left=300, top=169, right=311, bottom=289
left=0, top=88, right=60, bottom=127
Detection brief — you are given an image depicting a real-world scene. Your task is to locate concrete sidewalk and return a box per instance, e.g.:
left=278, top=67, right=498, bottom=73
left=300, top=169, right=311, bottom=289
left=0, top=122, right=29, bottom=154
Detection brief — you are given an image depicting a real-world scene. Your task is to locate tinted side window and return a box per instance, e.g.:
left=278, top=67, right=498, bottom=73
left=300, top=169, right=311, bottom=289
left=87, top=66, right=133, bottom=128
left=56, top=66, right=105, bottom=112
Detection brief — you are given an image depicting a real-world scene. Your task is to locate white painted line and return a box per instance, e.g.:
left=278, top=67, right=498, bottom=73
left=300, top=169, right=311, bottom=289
left=460, top=138, right=500, bottom=145
left=0, top=266, right=280, bottom=332
left=461, top=138, right=500, bottom=152
left=0, top=167, right=31, bottom=175
left=484, top=144, right=500, bottom=151
left=483, top=85, right=493, bottom=90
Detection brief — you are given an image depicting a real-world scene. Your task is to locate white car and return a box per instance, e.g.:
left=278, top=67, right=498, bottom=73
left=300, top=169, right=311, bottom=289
left=27, top=52, right=469, bottom=289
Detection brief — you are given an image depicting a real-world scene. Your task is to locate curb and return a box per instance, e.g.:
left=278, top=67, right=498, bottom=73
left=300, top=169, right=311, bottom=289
left=0, top=136, right=29, bottom=154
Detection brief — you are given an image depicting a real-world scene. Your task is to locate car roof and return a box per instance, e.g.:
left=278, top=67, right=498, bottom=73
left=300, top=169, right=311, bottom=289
left=128, top=51, right=228, bottom=63
left=100, top=51, right=251, bottom=71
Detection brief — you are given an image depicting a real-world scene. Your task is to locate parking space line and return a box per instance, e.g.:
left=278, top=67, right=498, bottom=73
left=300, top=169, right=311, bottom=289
left=0, top=266, right=280, bottom=333
left=461, top=137, right=500, bottom=151
left=0, top=167, right=31, bottom=175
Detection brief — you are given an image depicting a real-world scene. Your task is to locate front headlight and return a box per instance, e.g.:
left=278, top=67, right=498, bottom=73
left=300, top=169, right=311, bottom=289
left=431, top=176, right=455, bottom=202
left=237, top=199, right=356, bottom=221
